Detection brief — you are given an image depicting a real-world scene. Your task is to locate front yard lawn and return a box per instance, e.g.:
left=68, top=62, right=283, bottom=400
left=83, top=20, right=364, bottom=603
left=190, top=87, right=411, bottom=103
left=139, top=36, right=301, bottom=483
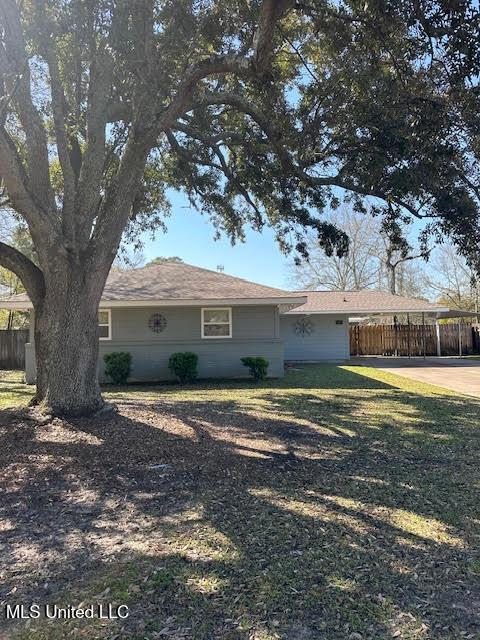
left=0, top=364, right=479, bottom=639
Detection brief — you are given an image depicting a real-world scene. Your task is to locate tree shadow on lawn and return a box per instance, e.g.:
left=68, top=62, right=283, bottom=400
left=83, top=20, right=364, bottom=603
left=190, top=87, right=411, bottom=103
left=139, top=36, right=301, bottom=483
left=1, top=377, right=479, bottom=639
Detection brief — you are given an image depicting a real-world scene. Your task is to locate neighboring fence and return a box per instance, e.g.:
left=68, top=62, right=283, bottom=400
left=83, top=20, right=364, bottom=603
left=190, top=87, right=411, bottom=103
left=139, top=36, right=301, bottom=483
left=350, top=323, right=479, bottom=357
left=474, top=325, right=480, bottom=353
left=0, top=329, right=29, bottom=369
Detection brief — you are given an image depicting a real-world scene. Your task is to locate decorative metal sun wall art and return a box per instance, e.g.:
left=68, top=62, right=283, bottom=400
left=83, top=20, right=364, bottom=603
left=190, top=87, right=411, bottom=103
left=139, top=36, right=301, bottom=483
left=148, top=313, right=167, bottom=333
left=294, top=317, right=314, bottom=337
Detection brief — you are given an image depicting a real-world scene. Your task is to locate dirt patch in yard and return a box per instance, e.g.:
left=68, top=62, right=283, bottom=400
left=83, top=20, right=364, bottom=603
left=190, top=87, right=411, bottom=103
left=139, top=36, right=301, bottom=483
left=0, top=366, right=480, bottom=639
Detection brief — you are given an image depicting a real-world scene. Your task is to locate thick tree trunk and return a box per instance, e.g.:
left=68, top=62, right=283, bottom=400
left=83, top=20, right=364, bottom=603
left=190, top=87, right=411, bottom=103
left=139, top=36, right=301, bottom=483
left=31, top=266, right=107, bottom=416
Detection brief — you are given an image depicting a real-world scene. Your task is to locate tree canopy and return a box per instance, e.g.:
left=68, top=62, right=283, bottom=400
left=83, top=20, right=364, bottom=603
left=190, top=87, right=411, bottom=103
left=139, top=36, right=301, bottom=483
left=1, top=0, right=479, bottom=275
left=147, top=256, right=184, bottom=265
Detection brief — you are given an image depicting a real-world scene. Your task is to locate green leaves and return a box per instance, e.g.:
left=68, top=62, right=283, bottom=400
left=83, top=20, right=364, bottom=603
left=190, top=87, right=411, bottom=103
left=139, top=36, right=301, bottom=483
left=4, top=0, right=480, bottom=274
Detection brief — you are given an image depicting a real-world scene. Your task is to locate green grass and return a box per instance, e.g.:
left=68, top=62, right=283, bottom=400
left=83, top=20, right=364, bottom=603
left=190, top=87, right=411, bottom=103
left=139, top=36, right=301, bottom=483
left=0, top=361, right=462, bottom=409
left=0, top=369, right=34, bottom=407
left=2, top=364, right=480, bottom=639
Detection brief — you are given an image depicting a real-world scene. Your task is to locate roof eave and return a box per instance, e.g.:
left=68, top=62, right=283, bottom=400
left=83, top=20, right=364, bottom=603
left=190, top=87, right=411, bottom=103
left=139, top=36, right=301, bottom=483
left=100, top=296, right=307, bottom=308
left=0, top=295, right=307, bottom=311
left=284, top=306, right=450, bottom=315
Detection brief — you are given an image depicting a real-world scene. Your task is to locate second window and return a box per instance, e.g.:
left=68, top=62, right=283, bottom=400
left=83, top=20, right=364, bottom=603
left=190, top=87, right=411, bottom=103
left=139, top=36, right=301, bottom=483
left=201, top=308, right=232, bottom=338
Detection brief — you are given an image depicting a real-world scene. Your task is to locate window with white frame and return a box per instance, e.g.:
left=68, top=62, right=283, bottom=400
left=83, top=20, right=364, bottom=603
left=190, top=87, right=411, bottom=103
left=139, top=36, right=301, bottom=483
left=201, top=307, right=232, bottom=338
left=98, top=309, right=111, bottom=340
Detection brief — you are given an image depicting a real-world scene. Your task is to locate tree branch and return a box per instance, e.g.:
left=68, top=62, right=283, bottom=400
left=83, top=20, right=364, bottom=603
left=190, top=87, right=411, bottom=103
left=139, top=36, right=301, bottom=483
left=43, top=46, right=76, bottom=230
left=253, top=0, right=295, bottom=73
left=88, top=125, right=152, bottom=271
left=156, top=56, right=252, bottom=133
left=0, top=241, right=45, bottom=306
left=106, top=101, right=132, bottom=123
left=75, top=51, right=115, bottom=247
left=391, top=249, right=432, bottom=269
left=197, top=92, right=431, bottom=222
left=0, top=0, right=55, bottom=214
left=171, top=123, right=262, bottom=219
left=89, top=0, right=291, bottom=264
left=459, top=170, right=480, bottom=201
left=0, top=127, right=55, bottom=237
left=156, top=0, right=296, bottom=132
left=0, top=54, right=26, bottom=125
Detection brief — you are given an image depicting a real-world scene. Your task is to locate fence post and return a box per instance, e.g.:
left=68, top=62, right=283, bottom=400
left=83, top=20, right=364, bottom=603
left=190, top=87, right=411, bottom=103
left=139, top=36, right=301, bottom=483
left=407, top=314, right=411, bottom=358
left=422, top=312, right=426, bottom=359
left=435, top=320, right=441, bottom=357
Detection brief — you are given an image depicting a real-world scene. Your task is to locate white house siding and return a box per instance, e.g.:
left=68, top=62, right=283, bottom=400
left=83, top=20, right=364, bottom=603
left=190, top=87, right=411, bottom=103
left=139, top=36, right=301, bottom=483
left=24, top=304, right=284, bottom=383
left=280, top=314, right=350, bottom=361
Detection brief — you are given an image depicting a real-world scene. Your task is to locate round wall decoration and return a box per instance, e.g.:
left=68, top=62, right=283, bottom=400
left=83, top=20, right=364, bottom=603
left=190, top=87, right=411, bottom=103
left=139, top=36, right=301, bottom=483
left=148, top=313, right=167, bottom=333
left=294, top=317, right=314, bottom=337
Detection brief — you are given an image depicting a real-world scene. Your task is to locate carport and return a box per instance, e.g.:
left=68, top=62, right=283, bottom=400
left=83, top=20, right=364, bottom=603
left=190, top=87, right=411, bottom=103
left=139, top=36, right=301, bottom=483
left=433, top=310, right=480, bottom=357
left=350, top=308, right=479, bottom=359
left=281, top=290, right=479, bottom=362
left=353, top=309, right=480, bottom=359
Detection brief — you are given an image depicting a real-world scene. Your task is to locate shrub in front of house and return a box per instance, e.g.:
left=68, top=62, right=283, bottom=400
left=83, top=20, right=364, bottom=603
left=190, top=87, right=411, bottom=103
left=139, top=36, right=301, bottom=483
left=168, top=352, right=198, bottom=383
left=241, top=356, right=269, bottom=381
left=104, top=352, right=132, bottom=385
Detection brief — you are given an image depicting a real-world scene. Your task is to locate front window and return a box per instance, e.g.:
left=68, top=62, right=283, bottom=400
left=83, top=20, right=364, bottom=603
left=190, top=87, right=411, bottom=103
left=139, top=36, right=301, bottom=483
left=98, top=309, right=111, bottom=340
left=201, top=307, right=232, bottom=338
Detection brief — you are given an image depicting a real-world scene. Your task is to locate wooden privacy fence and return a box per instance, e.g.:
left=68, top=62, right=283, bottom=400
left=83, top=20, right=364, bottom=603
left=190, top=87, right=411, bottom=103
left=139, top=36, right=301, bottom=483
left=350, top=323, right=479, bottom=357
left=0, top=329, right=29, bottom=369
left=474, top=325, right=480, bottom=353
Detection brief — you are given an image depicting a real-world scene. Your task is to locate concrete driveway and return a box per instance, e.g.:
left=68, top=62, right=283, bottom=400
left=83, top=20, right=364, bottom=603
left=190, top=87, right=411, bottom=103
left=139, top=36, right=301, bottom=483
left=351, top=357, right=480, bottom=398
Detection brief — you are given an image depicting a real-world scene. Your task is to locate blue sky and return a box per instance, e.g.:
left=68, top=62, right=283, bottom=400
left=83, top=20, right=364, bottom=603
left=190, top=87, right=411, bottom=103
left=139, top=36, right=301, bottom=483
left=139, top=189, right=432, bottom=291
left=140, top=190, right=293, bottom=289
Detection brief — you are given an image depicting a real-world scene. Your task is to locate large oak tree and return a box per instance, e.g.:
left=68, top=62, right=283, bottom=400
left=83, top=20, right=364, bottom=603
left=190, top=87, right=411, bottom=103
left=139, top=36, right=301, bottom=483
left=0, top=0, right=479, bottom=415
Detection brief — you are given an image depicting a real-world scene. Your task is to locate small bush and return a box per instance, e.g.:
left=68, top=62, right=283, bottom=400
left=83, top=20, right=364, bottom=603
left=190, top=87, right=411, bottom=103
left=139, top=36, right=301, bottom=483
left=168, top=352, right=198, bottom=383
left=241, top=356, right=269, bottom=381
left=104, top=352, right=132, bottom=385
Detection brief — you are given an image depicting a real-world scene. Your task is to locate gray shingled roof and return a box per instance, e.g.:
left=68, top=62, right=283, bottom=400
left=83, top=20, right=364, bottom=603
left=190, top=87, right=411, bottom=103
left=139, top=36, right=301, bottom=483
left=283, top=290, right=449, bottom=315
left=0, top=264, right=450, bottom=314
left=0, top=262, right=304, bottom=308
left=102, top=262, right=300, bottom=301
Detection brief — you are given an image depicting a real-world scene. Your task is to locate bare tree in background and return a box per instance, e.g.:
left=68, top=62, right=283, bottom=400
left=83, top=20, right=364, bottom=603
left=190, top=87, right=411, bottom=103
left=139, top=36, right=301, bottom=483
left=426, top=245, right=479, bottom=314
left=290, top=208, right=426, bottom=296
left=289, top=208, right=381, bottom=290
left=378, top=235, right=428, bottom=296
left=112, top=249, right=146, bottom=272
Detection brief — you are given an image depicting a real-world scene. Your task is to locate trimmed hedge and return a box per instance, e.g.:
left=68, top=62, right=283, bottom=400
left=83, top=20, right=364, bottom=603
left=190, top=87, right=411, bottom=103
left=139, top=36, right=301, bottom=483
left=104, top=352, right=132, bottom=385
left=241, top=356, right=269, bottom=381
left=168, top=352, right=198, bottom=383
